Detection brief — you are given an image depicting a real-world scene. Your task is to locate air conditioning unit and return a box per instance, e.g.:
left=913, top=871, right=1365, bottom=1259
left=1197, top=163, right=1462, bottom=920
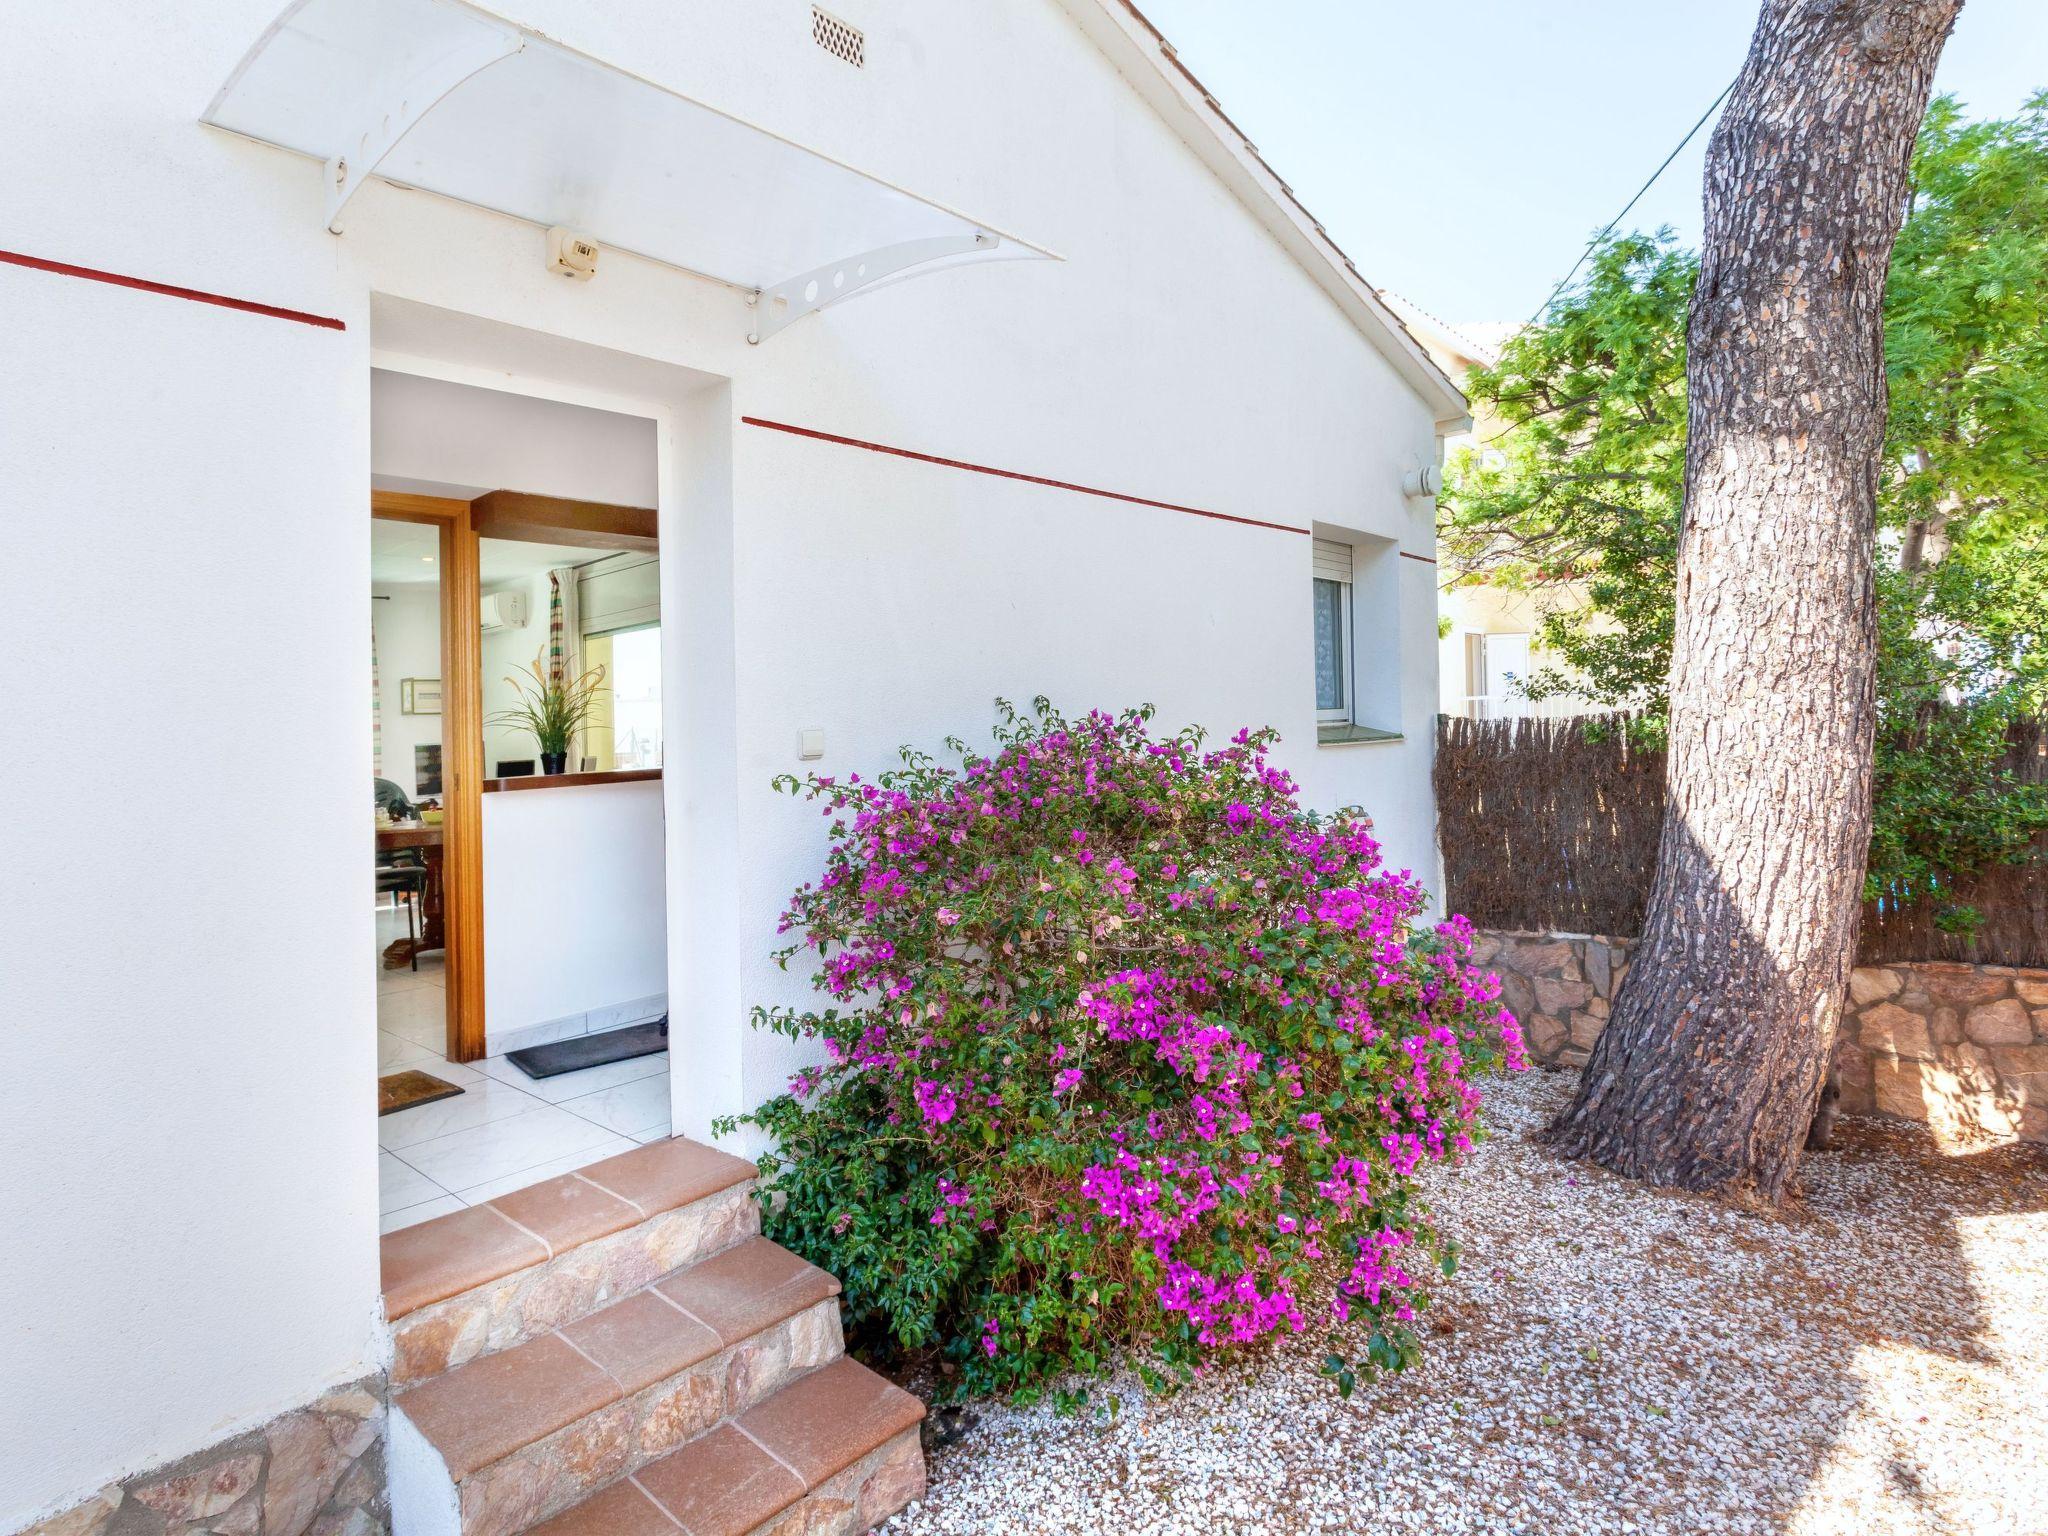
left=479, top=590, right=530, bottom=632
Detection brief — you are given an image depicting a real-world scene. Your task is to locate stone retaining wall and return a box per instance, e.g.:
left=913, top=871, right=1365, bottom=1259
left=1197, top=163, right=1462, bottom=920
left=12, top=1378, right=385, bottom=1536
left=1473, top=929, right=2048, bottom=1145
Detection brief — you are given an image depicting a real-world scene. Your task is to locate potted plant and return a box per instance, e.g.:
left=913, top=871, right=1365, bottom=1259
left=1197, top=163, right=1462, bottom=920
left=490, top=655, right=606, bottom=774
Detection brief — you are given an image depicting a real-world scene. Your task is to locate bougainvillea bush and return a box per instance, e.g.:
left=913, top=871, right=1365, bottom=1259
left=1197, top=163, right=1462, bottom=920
left=723, top=700, right=1526, bottom=1407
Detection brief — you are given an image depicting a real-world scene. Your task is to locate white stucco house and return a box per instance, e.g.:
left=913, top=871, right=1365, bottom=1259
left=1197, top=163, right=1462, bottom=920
left=0, top=3, right=1467, bottom=1533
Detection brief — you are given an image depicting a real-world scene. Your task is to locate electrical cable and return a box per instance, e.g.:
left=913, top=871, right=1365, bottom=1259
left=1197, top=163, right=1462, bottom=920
left=1523, top=77, right=1738, bottom=326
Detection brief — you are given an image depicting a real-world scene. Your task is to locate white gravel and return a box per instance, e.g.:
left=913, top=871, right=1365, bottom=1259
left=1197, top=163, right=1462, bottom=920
left=885, top=1070, right=2048, bottom=1536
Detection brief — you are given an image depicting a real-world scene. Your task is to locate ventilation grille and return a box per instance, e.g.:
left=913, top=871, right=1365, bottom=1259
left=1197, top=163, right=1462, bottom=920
left=811, top=7, right=864, bottom=68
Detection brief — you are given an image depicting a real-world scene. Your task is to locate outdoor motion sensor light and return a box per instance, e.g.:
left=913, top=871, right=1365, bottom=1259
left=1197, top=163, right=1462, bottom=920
left=547, top=226, right=599, bottom=280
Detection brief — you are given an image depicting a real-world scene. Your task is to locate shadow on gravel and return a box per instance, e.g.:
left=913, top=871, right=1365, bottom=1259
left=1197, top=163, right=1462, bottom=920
left=1766, top=1112, right=2048, bottom=1528
left=1526, top=1066, right=2048, bottom=1534
left=1808, top=1117, right=2047, bottom=1357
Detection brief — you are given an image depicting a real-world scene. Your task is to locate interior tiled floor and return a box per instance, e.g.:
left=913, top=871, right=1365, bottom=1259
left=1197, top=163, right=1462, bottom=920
left=375, top=905, right=671, bottom=1234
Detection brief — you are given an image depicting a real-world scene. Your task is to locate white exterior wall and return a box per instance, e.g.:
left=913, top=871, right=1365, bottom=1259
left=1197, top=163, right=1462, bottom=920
left=0, top=2, right=1453, bottom=1524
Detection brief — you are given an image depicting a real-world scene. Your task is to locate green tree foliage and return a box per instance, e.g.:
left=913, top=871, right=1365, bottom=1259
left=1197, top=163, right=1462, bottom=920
left=1442, top=94, right=2048, bottom=916
left=1445, top=234, right=1694, bottom=708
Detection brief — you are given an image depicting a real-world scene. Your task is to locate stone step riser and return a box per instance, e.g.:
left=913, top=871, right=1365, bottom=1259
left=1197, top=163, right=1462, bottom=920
left=419, top=1297, right=843, bottom=1536
left=742, top=1426, right=925, bottom=1536
left=393, top=1181, right=760, bottom=1387
left=527, top=1361, right=928, bottom=1536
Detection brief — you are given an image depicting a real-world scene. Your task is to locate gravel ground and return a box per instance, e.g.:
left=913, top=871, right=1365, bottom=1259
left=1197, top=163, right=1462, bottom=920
left=885, top=1070, right=2048, bottom=1536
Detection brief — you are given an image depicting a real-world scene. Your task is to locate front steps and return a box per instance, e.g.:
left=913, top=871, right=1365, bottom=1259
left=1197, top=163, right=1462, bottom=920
left=382, top=1138, right=925, bottom=1535
left=528, top=1362, right=925, bottom=1536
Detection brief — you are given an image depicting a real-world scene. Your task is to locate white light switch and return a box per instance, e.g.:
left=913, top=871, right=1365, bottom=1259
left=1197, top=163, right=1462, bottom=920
left=798, top=728, right=825, bottom=761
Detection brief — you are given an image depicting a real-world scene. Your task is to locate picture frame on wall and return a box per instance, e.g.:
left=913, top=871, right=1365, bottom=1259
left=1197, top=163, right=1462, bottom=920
left=400, top=677, right=442, bottom=715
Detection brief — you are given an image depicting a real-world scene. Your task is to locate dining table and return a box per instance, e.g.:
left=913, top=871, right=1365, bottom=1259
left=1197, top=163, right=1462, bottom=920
left=377, top=820, right=445, bottom=968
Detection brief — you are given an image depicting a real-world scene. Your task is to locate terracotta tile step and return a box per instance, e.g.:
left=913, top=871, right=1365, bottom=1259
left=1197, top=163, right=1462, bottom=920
left=384, top=1139, right=758, bottom=1317
left=394, top=1237, right=845, bottom=1536
left=529, top=1359, right=927, bottom=1536
left=384, top=1138, right=760, bottom=1386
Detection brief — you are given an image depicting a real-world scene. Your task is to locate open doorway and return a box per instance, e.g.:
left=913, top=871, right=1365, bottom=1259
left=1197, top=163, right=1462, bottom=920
left=371, top=514, right=455, bottom=1074
left=370, top=369, right=672, bottom=1231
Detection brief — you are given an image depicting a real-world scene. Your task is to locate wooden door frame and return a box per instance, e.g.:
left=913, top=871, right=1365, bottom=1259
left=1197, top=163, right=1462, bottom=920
left=374, top=490, right=487, bottom=1061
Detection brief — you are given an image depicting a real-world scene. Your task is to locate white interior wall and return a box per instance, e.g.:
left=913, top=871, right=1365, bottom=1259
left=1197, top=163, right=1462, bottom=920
left=481, top=781, right=669, bottom=1050
left=371, top=368, right=657, bottom=503
left=372, top=583, right=442, bottom=799
left=478, top=570, right=555, bottom=774
left=0, top=1, right=1455, bottom=1522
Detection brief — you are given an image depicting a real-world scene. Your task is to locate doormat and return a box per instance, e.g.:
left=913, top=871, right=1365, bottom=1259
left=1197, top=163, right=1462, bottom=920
left=507, top=1018, right=667, bottom=1080
left=378, top=1069, right=465, bottom=1116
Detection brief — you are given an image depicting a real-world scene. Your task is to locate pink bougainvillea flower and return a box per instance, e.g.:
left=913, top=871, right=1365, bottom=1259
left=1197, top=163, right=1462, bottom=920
left=913, top=1079, right=958, bottom=1126
left=739, top=702, right=1523, bottom=1403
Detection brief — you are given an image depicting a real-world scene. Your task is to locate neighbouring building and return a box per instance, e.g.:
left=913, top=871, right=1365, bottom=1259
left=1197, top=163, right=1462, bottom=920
left=0, top=3, right=1469, bottom=1533
left=1375, top=293, right=1605, bottom=721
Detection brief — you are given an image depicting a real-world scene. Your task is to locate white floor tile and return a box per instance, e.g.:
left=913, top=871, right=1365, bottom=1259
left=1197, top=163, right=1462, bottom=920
left=379, top=988, right=451, bottom=1049
left=381, top=1195, right=465, bottom=1233
left=560, top=1072, right=672, bottom=1138
left=630, top=1124, right=672, bottom=1145
left=452, top=1137, right=638, bottom=1205
left=396, top=1104, right=621, bottom=1192
left=375, top=906, right=421, bottom=938
left=378, top=1150, right=445, bottom=1214
left=379, top=1030, right=441, bottom=1072
left=473, top=1050, right=669, bottom=1104
left=377, top=1041, right=484, bottom=1088
left=400, top=956, right=447, bottom=989
left=378, top=1077, right=548, bottom=1151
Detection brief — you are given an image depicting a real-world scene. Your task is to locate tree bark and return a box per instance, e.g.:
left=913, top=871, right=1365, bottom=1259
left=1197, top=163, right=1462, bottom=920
left=1547, top=0, right=1962, bottom=1203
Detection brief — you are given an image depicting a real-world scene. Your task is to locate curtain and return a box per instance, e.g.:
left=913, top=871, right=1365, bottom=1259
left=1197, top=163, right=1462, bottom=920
left=547, top=571, right=565, bottom=685
left=371, top=611, right=383, bottom=777
left=548, top=568, right=585, bottom=765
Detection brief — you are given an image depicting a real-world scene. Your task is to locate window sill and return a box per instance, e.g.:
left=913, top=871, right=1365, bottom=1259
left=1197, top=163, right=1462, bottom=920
left=1317, top=724, right=1404, bottom=747
left=481, top=768, right=663, bottom=793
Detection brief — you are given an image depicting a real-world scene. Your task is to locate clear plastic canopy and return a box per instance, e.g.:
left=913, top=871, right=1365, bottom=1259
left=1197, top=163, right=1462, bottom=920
left=205, top=0, right=1053, bottom=332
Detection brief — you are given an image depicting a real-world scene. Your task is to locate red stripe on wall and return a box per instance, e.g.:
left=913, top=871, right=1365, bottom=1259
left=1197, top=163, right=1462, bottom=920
left=1399, top=551, right=1437, bottom=564
left=740, top=415, right=1310, bottom=536
left=0, top=249, right=347, bottom=331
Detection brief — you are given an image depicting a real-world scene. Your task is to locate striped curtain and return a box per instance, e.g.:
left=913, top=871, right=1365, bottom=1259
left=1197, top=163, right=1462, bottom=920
left=547, top=569, right=585, bottom=765
left=371, top=613, right=383, bottom=776
left=547, top=571, right=565, bottom=685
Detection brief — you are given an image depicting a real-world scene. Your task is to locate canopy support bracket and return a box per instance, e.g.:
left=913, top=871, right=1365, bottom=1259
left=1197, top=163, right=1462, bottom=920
left=324, top=30, right=525, bottom=234
left=746, top=231, right=997, bottom=343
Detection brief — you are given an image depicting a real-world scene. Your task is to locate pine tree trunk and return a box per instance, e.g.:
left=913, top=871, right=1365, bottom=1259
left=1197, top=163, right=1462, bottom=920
left=1546, top=0, right=1962, bottom=1203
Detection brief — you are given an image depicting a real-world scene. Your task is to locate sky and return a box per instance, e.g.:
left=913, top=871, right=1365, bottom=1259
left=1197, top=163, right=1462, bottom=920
left=1134, top=0, right=2048, bottom=329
